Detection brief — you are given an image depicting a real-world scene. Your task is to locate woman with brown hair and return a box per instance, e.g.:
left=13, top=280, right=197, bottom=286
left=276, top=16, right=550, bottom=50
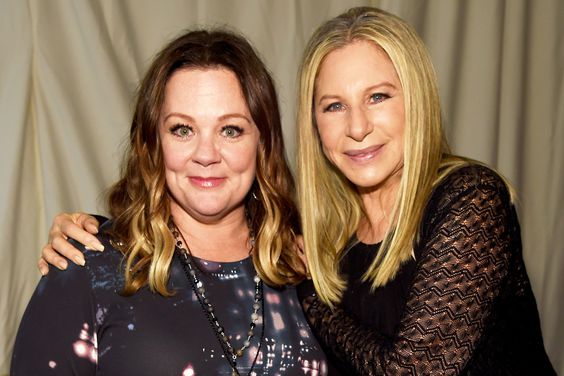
left=11, top=29, right=328, bottom=375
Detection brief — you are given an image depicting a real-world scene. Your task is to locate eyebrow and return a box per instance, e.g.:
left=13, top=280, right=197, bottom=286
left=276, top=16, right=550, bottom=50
left=218, top=113, right=252, bottom=123
left=316, top=81, right=398, bottom=104
left=163, top=112, right=195, bottom=123
left=163, top=112, right=251, bottom=123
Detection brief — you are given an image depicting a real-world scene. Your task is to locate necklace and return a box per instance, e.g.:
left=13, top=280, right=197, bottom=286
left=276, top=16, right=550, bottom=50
left=170, top=221, right=264, bottom=376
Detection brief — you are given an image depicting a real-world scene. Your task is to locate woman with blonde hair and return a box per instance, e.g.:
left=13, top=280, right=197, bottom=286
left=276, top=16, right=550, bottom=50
left=296, top=6, right=553, bottom=375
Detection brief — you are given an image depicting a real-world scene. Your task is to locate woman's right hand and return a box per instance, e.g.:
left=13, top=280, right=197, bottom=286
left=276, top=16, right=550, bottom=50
left=38, top=213, right=104, bottom=276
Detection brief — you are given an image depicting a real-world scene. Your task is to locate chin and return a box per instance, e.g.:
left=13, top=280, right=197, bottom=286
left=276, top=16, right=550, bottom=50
left=192, top=203, right=229, bottom=216
left=345, top=173, right=392, bottom=191
left=343, top=172, right=379, bottom=186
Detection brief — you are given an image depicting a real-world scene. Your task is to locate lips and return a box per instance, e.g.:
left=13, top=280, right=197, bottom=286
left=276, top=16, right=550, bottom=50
left=188, top=176, right=226, bottom=188
left=344, top=145, right=383, bottom=162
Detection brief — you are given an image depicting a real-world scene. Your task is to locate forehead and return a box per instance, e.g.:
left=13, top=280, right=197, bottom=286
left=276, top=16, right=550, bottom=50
left=162, top=67, right=250, bottom=115
left=315, top=40, right=400, bottom=90
left=165, top=67, right=242, bottom=97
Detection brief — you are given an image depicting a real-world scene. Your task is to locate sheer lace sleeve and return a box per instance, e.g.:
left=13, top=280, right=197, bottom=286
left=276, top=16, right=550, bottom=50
left=303, top=166, right=516, bottom=375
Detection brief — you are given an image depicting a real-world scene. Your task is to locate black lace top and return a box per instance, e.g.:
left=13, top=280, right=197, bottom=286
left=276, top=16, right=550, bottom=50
left=300, top=165, right=555, bottom=375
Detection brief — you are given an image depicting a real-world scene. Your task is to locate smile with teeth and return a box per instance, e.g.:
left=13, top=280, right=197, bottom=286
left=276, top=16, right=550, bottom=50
left=344, top=145, right=383, bottom=162
left=189, top=176, right=226, bottom=188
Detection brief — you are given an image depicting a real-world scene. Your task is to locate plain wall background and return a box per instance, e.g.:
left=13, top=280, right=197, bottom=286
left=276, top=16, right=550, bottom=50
left=1, top=0, right=562, bottom=374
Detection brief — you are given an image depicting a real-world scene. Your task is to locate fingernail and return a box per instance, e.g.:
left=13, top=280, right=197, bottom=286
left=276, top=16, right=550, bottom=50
left=40, top=268, right=47, bottom=276
left=74, top=256, right=85, bottom=266
left=88, top=241, right=104, bottom=252
left=87, top=224, right=99, bottom=234
left=58, top=261, right=67, bottom=270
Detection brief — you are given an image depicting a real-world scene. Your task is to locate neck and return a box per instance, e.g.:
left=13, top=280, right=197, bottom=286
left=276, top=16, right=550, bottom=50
left=171, top=202, right=251, bottom=262
left=356, top=175, right=401, bottom=244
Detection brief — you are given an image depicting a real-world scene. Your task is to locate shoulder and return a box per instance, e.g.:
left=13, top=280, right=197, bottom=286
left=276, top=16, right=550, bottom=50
left=70, top=220, right=126, bottom=291
left=431, top=163, right=512, bottom=211
left=438, top=163, right=510, bottom=195
left=421, top=163, right=516, bottom=237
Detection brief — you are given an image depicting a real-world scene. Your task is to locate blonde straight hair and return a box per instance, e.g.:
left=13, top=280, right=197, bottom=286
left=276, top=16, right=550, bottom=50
left=297, top=7, right=472, bottom=307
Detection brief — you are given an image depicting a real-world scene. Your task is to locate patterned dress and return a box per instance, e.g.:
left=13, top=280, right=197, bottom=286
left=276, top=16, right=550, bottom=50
left=11, top=223, right=328, bottom=375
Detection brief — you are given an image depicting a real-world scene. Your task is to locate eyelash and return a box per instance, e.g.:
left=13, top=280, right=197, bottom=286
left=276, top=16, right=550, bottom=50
left=322, top=92, right=391, bottom=113
left=323, top=103, right=344, bottom=113
left=221, top=125, right=244, bottom=138
left=168, top=124, right=244, bottom=139
left=370, top=93, right=390, bottom=103
left=170, top=124, right=193, bottom=138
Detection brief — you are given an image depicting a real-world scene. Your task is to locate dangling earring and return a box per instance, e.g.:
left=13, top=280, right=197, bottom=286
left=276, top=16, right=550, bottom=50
left=244, top=207, right=256, bottom=251
left=251, top=183, right=261, bottom=201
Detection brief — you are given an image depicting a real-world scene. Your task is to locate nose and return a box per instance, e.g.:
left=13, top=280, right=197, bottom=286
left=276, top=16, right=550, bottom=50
left=346, top=107, right=373, bottom=142
left=192, top=134, right=221, bottom=167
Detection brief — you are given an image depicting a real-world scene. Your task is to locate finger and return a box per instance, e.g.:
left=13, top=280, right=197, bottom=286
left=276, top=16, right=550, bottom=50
left=49, top=213, right=73, bottom=241
left=41, top=244, right=69, bottom=270
left=50, top=236, right=87, bottom=266
left=37, top=258, right=49, bottom=276
left=82, top=215, right=100, bottom=234
left=60, top=220, right=104, bottom=252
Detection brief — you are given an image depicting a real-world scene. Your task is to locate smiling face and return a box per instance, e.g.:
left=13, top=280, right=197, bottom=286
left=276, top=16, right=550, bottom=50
left=160, top=68, right=260, bottom=223
left=314, top=40, right=405, bottom=192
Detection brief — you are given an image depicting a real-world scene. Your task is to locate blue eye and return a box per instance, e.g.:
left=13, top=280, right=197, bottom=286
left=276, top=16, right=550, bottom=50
left=170, top=124, right=193, bottom=138
left=324, top=102, right=344, bottom=112
left=370, top=93, right=390, bottom=103
left=221, top=125, right=243, bottom=138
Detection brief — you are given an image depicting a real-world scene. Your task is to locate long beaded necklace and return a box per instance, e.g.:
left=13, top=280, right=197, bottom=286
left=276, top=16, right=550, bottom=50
left=170, top=221, right=264, bottom=376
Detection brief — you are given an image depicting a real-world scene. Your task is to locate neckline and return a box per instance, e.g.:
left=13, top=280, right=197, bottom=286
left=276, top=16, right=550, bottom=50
left=185, top=251, right=252, bottom=266
left=174, top=247, right=253, bottom=274
left=352, top=233, right=383, bottom=247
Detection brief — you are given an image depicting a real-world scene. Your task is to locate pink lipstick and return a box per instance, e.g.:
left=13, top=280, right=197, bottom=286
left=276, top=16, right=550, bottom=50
left=344, top=145, right=383, bottom=162
left=189, top=176, right=225, bottom=188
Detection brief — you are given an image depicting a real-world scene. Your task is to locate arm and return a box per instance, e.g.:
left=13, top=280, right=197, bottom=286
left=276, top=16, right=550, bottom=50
left=38, top=213, right=107, bottom=275
left=11, top=253, right=98, bottom=374
left=303, top=169, right=515, bottom=375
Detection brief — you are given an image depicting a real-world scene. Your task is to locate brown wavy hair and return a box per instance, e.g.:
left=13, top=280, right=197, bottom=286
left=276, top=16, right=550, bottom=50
left=108, top=29, right=303, bottom=295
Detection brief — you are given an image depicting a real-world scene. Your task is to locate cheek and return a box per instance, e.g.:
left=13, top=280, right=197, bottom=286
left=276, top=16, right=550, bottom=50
left=221, top=137, right=259, bottom=180
left=230, top=148, right=258, bottom=176
left=393, top=103, right=406, bottom=142
left=161, top=140, right=188, bottom=174
left=393, top=118, right=405, bottom=154
left=314, top=115, right=333, bottom=148
left=316, top=125, right=339, bottom=164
